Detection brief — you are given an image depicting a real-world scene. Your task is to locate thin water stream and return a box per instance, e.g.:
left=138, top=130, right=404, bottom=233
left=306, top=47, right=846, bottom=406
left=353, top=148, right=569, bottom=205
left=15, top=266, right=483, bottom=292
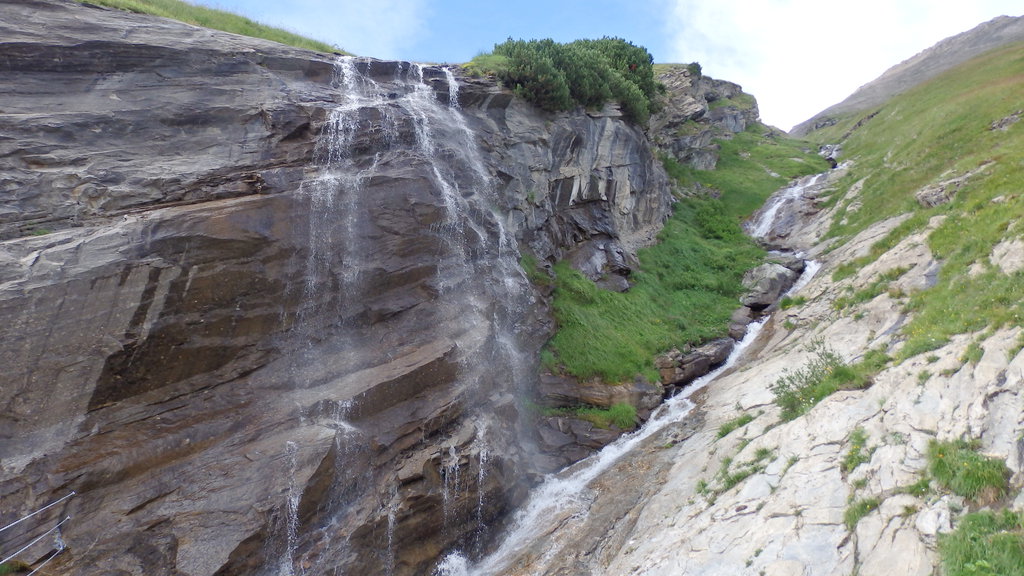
left=441, top=168, right=831, bottom=575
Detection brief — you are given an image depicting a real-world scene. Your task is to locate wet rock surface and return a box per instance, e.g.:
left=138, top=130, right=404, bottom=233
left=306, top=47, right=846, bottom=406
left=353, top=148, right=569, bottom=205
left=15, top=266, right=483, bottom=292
left=480, top=158, right=1022, bottom=576
left=0, top=2, right=674, bottom=575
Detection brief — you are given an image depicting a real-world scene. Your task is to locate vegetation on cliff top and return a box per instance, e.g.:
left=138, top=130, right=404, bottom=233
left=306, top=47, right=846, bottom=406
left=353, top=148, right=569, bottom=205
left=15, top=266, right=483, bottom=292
left=807, top=42, right=1024, bottom=360
left=464, top=37, right=661, bottom=124
left=546, top=122, right=828, bottom=382
left=74, top=0, right=342, bottom=53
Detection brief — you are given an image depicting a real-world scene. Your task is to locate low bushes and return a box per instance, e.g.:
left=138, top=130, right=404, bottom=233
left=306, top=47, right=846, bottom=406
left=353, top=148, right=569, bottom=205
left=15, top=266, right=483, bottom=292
left=770, top=342, right=890, bottom=421
left=467, top=37, right=660, bottom=124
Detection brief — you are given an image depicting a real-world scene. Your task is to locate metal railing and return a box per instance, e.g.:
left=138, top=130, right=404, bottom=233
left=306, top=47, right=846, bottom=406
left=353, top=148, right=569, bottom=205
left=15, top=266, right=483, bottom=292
left=0, top=492, right=74, bottom=575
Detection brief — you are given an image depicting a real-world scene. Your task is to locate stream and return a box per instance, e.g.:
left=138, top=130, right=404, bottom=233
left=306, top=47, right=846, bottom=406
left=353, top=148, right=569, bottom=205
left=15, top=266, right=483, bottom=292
left=438, top=167, right=832, bottom=575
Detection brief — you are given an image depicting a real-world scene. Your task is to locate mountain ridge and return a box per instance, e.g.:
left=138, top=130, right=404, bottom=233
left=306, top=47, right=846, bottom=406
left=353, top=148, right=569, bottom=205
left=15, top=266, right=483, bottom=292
left=791, top=13, right=1024, bottom=136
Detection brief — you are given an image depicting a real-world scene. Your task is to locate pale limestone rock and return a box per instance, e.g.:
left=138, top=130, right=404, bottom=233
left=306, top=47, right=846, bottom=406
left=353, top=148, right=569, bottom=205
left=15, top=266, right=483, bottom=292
left=915, top=498, right=953, bottom=540
left=991, top=237, right=1024, bottom=275
left=763, top=559, right=806, bottom=576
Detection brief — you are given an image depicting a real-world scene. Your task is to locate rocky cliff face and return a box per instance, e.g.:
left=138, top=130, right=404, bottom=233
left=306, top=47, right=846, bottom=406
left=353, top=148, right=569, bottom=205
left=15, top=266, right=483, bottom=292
left=648, top=65, right=760, bottom=171
left=0, top=1, right=673, bottom=575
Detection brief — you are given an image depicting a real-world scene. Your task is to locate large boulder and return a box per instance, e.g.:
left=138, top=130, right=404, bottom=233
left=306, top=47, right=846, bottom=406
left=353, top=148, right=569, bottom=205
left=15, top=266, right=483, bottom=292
left=740, top=263, right=799, bottom=309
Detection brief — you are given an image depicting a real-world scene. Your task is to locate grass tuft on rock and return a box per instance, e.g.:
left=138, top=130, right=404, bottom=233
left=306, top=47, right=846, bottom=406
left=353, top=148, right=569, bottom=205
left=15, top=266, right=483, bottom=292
left=770, top=341, right=889, bottom=421
left=939, top=509, right=1024, bottom=576
left=75, top=0, right=341, bottom=53
left=927, top=439, right=1009, bottom=501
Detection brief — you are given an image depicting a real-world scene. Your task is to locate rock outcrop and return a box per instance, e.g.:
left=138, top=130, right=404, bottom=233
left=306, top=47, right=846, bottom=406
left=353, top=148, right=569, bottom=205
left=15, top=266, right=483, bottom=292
left=0, top=1, right=673, bottom=575
left=648, top=65, right=760, bottom=171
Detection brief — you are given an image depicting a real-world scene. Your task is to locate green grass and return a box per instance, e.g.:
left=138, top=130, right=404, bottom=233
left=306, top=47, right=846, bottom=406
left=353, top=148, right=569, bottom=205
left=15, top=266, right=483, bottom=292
left=75, top=0, right=341, bottom=53
left=546, top=402, right=637, bottom=430
left=546, top=197, right=763, bottom=382
left=840, top=427, right=873, bottom=474
left=671, top=124, right=831, bottom=219
left=461, top=53, right=510, bottom=77
left=844, top=497, right=880, bottom=531
left=717, top=446, right=775, bottom=493
left=717, top=412, right=757, bottom=439
left=709, top=92, right=757, bottom=111
left=832, top=266, right=909, bottom=310
left=805, top=43, right=1024, bottom=361
left=770, top=341, right=889, bottom=421
left=520, top=253, right=553, bottom=288
left=927, top=439, right=1009, bottom=501
left=779, top=295, right=807, bottom=309
left=939, top=510, right=1024, bottom=576
left=546, top=126, right=825, bottom=383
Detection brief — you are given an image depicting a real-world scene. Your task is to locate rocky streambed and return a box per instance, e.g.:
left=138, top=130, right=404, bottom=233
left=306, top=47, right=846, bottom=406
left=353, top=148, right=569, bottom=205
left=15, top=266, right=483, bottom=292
left=463, top=160, right=1024, bottom=575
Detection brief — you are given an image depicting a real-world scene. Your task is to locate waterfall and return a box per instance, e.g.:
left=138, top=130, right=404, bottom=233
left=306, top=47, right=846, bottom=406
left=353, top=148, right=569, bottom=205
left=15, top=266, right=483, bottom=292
left=438, top=179, right=832, bottom=573
left=441, top=317, right=769, bottom=576
left=281, top=441, right=301, bottom=576
left=286, top=56, right=535, bottom=574
left=746, top=172, right=827, bottom=239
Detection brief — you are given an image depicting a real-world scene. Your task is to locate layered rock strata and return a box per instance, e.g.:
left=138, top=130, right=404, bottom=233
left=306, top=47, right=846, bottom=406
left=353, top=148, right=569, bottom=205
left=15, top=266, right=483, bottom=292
left=0, top=1, right=674, bottom=574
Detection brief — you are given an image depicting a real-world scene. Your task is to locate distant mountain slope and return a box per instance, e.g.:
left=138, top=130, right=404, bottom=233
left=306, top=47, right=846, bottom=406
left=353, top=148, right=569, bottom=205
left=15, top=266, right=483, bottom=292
left=791, top=14, right=1024, bottom=136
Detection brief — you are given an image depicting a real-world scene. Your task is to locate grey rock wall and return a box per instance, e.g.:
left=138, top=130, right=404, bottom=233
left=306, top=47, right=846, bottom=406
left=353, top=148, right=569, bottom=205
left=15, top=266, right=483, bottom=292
left=0, top=1, right=673, bottom=574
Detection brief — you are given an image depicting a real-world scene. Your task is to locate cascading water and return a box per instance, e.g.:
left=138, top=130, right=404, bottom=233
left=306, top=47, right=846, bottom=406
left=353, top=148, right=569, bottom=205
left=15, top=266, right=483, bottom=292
left=746, top=172, right=827, bottom=239
left=440, top=167, right=835, bottom=575
left=440, top=318, right=769, bottom=576
left=279, top=56, right=536, bottom=575
left=281, top=441, right=301, bottom=576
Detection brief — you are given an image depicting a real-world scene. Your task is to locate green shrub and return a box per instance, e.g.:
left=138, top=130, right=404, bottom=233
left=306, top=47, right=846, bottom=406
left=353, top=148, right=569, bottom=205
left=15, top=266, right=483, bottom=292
left=927, top=439, right=1009, bottom=500
left=487, top=37, right=658, bottom=123
left=770, top=341, right=853, bottom=421
left=492, top=39, right=572, bottom=112
left=939, top=510, right=1024, bottom=576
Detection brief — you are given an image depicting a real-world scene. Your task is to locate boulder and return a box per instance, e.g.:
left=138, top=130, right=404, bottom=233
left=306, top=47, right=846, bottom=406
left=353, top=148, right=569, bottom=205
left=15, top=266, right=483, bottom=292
left=740, top=263, right=799, bottom=309
left=657, top=338, right=735, bottom=390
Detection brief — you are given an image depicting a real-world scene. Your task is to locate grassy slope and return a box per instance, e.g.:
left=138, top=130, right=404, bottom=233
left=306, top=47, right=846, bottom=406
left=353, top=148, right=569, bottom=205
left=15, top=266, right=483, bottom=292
left=75, top=0, right=342, bottom=53
left=548, top=122, right=829, bottom=382
left=809, top=41, right=1024, bottom=359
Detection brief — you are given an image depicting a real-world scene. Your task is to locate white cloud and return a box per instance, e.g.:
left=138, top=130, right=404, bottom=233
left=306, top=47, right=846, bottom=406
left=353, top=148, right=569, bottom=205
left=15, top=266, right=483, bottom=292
left=665, top=0, right=1023, bottom=130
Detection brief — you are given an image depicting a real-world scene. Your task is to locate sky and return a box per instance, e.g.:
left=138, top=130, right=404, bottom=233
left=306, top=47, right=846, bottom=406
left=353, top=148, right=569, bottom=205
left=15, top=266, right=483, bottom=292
left=194, top=0, right=1023, bottom=131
